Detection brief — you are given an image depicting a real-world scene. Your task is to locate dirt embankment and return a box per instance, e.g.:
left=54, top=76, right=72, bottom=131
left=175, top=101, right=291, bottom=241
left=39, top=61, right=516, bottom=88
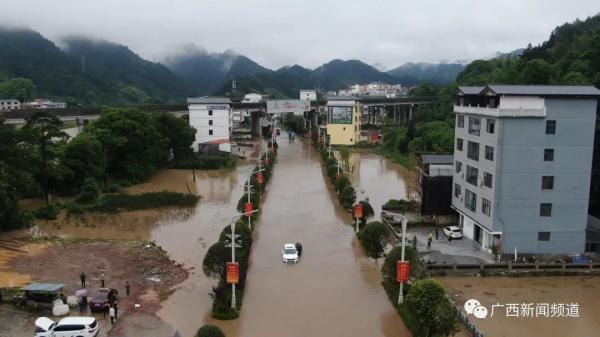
left=5, top=240, right=188, bottom=337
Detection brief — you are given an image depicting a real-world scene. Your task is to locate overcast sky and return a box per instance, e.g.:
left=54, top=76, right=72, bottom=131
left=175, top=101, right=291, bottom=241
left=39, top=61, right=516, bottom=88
left=1, top=0, right=598, bottom=70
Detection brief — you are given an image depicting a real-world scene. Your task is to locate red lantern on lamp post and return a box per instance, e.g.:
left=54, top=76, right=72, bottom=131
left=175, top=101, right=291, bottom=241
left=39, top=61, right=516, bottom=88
left=264, top=158, right=270, bottom=166
left=256, top=172, right=264, bottom=185
left=244, top=202, right=253, bottom=217
left=353, top=203, right=364, bottom=233
left=397, top=261, right=410, bottom=283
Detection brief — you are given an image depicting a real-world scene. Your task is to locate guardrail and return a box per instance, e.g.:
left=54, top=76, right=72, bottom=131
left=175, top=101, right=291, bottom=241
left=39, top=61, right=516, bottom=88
left=450, top=299, right=484, bottom=337
left=426, top=261, right=600, bottom=274
left=454, top=105, right=546, bottom=118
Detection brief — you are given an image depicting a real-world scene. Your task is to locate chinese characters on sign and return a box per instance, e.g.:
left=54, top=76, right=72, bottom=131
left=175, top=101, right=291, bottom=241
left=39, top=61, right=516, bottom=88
left=491, top=302, right=580, bottom=318
left=226, top=262, right=239, bottom=284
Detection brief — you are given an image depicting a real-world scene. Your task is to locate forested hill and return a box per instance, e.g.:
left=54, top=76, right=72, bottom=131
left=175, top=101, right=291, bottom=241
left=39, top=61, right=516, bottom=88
left=0, top=28, right=194, bottom=106
left=457, top=14, right=600, bottom=86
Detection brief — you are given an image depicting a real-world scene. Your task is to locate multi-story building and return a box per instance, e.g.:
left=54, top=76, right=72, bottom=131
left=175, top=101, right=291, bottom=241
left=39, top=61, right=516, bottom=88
left=187, top=97, right=232, bottom=153
left=0, top=99, right=20, bottom=110
left=299, top=90, right=317, bottom=101
left=326, top=96, right=361, bottom=145
left=21, top=99, right=66, bottom=109
left=452, top=85, right=600, bottom=255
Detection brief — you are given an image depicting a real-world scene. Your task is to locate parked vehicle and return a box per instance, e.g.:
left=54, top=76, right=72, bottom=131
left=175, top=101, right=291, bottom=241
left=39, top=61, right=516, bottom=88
left=443, top=226, right=463, bottom=239
left=35, top=316, right=99, bottom=337
left=282, top=243, right=299, bottom=263
left=88, top=288, right=116, bottom=312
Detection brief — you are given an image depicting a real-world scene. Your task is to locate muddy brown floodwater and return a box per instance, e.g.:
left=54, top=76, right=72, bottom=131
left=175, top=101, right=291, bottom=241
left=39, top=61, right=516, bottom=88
left=196, top=139, right=410, bottom=337
left=438, top=276, right=600, bottom=337
left=348, top=151, right=414, bottom=219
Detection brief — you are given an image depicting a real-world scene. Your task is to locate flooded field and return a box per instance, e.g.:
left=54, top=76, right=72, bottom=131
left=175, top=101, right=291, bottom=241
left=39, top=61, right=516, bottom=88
left=348, top=151, right=415, bottom=219
left=438, top=276, right=600, bottom=337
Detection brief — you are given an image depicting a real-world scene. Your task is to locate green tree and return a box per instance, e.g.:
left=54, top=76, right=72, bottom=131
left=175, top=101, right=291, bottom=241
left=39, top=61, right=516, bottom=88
left=334, top=175, right=351, bottom=194
left=61, top=133, right=106, bottom=191
left=90, top=108, right=168, bottom=182
left=20, top=110, right=68, bottom=202
left=405, top=279, right=457, bottom=337
left=76, top=178, right=100, bottom=204
left=357, top=221, right=389, bottom=258
left=0, top=78, right=36, bottom=101
left=522, top=59, right=556, bottom=84
left=339, top=185, right=356, bottom=208
left=0, top=168, right=32, bottom=231
left=203, top=241, right=229, bottom=279
left=338, top=146, right=350, bottom=171
left=196, top=325, right=225, bottom=337
left=155, top=112, right=195, bottom=161
left=358, top=200, right=375, bottom=226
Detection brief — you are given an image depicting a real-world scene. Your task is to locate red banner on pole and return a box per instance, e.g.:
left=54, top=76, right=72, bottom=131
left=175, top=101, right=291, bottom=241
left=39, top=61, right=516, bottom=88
left=244, top=202, right=253, bottom=217
left=354, top=204, right=364, bottom=219
left=397, top=261, right=410, bottom=283
left=256, top=172, right=264, bottom=185
left=226, top=262, right=239, bottom=284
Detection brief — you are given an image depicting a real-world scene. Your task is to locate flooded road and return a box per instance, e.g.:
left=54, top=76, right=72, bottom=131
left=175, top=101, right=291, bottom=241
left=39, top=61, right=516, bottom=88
left=210, top=139, right=410, bottom=337
left=347, top=151, right=415, bottom=219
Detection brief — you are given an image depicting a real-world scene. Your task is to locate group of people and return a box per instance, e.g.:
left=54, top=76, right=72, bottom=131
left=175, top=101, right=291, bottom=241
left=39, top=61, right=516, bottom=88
left=427, top=229, right=441, bottom=249
left=78, top=272, right=131, bottom=325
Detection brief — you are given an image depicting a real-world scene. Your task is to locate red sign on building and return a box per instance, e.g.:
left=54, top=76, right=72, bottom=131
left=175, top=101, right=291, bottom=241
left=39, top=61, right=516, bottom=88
left=397, top=261, right=410, bottom=283
left=244, top=202, right=253, bottom=217
left=226, top=262, right=239, bottom=284
left=354, top=204, right=364, bottom=219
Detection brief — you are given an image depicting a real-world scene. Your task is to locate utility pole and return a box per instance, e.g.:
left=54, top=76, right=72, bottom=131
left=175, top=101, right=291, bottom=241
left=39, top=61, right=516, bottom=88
left=230, top=220, right=237, bottom=309
left=398, top=217, right=408, bottom=304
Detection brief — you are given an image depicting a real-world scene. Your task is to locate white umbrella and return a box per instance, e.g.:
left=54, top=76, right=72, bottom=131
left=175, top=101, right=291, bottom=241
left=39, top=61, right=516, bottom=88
left=75, top=289, right=88, bottom=297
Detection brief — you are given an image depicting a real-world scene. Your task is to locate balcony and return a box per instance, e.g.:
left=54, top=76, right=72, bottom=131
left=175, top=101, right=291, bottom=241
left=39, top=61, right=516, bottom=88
left=454, top=105, right=546, bottom=118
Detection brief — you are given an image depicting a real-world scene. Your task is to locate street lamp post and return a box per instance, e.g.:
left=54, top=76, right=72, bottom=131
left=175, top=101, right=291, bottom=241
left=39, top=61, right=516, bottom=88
left=398, top=216, right=408, bottom=305
left=227, top=210, right=258, bottom=310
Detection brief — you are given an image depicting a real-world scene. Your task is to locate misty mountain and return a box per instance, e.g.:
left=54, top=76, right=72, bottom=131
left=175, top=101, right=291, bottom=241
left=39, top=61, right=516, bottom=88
left=0, top=28, right=194, bottom=105
left=482, top=48, right=525, bottom=60
left=165, top=47, right=271, bottom=95
left=63, top=37, right=194, bottom=101
left=387, top=62, right=466, bottom=84
left=214, top=59, right=420, bottom=98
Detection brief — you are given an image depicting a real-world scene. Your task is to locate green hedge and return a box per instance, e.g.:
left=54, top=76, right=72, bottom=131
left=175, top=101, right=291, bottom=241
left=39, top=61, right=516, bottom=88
left=171, top=153, right=237, bottom=170
left=207, top=149, right=277, bottom=319
left=91, top=191, right=199, bottom=212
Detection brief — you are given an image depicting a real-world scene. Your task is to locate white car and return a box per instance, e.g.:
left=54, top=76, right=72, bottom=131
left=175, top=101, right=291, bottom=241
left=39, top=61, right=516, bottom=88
left=35, top=316, right=99, bottom=337
left=282, top=243, right=299, bottom=263
left=443, top=226, right=463, bottom=239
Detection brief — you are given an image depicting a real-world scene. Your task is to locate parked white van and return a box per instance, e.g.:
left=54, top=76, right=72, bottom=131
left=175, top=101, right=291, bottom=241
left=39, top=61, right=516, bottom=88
left=35, top=316, right=99, bottom=337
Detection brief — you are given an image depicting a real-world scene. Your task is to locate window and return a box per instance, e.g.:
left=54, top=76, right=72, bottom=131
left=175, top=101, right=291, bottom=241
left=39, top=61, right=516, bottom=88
left=466, top=166, right=478, bottom=186
left=454, top=183, right=461, bottom=197
left=546, top=120, right=556, bottom=134
left=538, top=232, right=551, bottom=241
left=542, top=176, right=554, bottom=190
left=208, top=129, right=213, bottom=135
left=483, top=172, right=493, bottom=188
left=467, top=141, right=479, bottom=161
left=208, top=110, right=213, bottom=116
left=468, top=117, right=481, bottom=136
left=457, top=115, right=464, bottom=128
left=456, top=138, right=463, bottom=151
left=482, top=198, right=491, bottom=216
left=455, top=161, right=462, bottom=173
left=486, top=119, right=495, bottom=134
left=544, top=149, right=554, bottom=161
left=328, top=106, right=353, bottom=124
left=209, top=120, right=213, bottom=126
left=540, top=203, right=552, bottom=217
left=465, top=189, right=477, bottom=212
left=485, top=145, right=494, bottom=161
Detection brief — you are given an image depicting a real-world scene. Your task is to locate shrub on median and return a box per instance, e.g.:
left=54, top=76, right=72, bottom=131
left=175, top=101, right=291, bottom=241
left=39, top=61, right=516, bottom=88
left=357, top=221, right=389, bottom=258
left=91, top=191, right=199, bottom=212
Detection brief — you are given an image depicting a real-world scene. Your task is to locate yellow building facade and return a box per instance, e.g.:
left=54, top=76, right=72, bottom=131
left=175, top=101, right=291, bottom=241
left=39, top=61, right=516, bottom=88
left=326, top=97, right=361, bottom=145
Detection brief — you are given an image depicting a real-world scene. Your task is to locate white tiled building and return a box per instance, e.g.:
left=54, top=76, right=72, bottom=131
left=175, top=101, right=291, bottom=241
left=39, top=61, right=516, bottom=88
left=0, top=99, right=20, bottom=110
left=187, top=97, right=232, bottom=153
